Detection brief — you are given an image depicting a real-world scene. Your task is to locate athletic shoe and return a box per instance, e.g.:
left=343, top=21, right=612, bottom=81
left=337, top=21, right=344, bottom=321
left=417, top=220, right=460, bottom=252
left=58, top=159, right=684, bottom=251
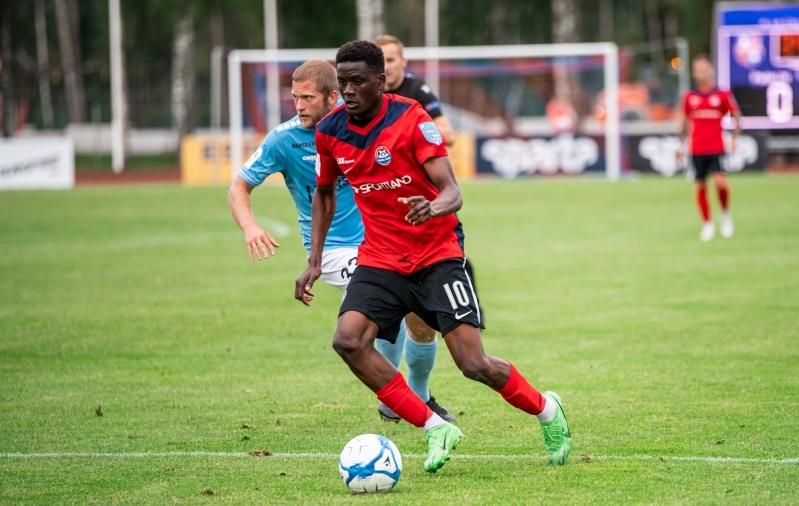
left=700, top=221, right=715, bottom=242
left=540, top=391, right=572, bottom=466
left=720, top=213, right=734, bottom=239
left=378, top=402, right=401, bottom=423
left=423, top=422, right=462, bottom=473
left=427, top=395, right=458, bottom=423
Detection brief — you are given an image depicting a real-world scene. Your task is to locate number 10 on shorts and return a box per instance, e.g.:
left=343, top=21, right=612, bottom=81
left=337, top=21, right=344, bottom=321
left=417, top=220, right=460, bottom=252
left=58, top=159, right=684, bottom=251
left=443, top=281, right=470, bottom=309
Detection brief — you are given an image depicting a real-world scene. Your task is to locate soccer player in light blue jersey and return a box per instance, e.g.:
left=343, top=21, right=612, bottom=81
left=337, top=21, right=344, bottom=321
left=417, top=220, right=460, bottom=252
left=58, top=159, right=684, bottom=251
left=228, top=59, right=456, bottom=423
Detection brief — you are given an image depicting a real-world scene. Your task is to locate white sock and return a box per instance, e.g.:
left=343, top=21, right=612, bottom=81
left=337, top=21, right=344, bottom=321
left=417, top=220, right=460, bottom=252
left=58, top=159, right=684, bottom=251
left=423, top=412, right=446, bottom=431
left=536, top=396, right=556, bottom=424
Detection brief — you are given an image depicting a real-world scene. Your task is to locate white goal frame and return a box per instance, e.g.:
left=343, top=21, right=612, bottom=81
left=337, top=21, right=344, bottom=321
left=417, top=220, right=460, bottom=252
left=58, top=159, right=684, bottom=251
left=228, top=43, right=621, bottom=180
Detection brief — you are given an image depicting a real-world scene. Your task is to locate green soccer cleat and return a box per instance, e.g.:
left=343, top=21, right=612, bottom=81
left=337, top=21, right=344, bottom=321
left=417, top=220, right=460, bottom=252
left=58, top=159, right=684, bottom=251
left=540, top=391, right=572, bottom=466
left=423, top=422, right=462, bottom=473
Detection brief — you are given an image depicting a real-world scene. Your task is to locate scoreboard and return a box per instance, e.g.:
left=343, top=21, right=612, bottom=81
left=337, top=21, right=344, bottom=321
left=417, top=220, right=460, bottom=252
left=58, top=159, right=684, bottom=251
left=717, top=3, right=799, bottom=129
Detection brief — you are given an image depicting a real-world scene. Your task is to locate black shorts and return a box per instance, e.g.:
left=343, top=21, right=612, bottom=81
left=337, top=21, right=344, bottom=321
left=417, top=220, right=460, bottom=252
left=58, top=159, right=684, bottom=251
left=340, top=259, right=485, bottom=343
left=692, top=154, right=724, bottom=180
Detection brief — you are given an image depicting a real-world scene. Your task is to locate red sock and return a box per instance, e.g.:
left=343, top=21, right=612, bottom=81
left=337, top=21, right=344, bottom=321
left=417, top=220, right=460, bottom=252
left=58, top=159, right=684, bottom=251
left=375, top=373, right=433, bottom=428
left=696, top=185, right=710, bottom=222
left=494, top=363, right=545, bottom=416
left=717, top=186, right=729, bottom=211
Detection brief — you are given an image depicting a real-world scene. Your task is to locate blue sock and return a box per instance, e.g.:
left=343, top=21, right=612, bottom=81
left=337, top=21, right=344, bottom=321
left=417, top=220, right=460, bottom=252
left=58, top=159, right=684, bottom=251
left=405, top=337, right=437, bottom=402
left=375, top=319, right=407, bottom=369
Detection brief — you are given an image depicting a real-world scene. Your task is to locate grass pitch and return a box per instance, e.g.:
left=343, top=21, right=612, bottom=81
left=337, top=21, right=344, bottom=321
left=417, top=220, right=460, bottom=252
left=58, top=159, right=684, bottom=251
left=1, top=175, right=798, bottom=504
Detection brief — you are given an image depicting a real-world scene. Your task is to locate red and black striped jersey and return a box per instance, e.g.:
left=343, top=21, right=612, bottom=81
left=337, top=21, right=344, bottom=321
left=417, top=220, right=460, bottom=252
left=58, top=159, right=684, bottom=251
left=683, top=88, right=739, bottom=155
left=315, top=94, right=463, bottom=275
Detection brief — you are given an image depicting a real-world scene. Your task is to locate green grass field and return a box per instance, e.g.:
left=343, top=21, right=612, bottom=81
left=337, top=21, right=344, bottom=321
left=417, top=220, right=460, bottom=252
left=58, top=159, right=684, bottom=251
left=1, top=175, right=798, bottom=504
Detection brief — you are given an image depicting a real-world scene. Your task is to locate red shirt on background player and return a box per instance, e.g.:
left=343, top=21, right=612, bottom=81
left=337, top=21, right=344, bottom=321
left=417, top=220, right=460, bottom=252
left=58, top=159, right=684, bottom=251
left=677, top=54, right=742, bottom=241
left=295, top=41, right=572, bottom=474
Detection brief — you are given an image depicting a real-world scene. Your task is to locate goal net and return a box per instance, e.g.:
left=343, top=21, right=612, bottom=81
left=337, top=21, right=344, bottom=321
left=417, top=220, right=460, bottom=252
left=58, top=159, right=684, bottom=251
left=227, top=44, right=621, bottom=181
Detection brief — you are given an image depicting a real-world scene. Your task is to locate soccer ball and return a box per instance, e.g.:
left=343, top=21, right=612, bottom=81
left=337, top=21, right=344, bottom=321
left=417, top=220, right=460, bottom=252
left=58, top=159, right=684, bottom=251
left=338, top=434, right=402, bottom=493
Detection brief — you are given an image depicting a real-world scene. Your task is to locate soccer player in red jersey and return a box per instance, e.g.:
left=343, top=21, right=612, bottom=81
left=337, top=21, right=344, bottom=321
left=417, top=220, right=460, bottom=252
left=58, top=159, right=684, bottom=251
left=677, top=54, right=742, bottom=241
left=295, top=41, right=572, bottom=472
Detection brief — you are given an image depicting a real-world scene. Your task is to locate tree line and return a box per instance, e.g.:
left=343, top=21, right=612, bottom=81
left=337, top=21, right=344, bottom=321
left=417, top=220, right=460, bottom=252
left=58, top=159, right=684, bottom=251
left=0, top=0, right=717, bottom=135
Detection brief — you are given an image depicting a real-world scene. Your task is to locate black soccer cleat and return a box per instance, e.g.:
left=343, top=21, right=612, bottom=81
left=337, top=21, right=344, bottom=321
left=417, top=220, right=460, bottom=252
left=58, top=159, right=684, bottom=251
left=427, top=395, right=458, bottom=423
left=378, top=402, right=401, bottom=423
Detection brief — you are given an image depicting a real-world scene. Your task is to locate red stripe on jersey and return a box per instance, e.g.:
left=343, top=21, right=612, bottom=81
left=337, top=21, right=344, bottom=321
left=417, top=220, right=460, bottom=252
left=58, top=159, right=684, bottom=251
left=683, top=88, right=738, bottom=156
left=316, top=95, right=461, bottom=275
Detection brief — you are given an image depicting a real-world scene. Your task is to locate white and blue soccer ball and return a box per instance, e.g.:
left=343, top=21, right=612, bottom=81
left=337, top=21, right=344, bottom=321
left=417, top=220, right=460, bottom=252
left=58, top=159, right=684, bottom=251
left=338, top=434, right=402, bottom=493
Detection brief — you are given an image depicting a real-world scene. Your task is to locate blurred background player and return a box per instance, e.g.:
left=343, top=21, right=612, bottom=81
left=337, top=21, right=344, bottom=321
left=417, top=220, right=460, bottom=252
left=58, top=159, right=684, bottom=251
left=375, top=35, right=455, bottom=147
left=227, top=59, right=456, bottom=424
left=677, top=54, right=741, bottom=242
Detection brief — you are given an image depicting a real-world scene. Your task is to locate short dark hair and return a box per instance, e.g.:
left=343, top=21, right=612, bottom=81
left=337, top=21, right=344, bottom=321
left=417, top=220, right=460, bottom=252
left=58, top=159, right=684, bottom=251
left=336, top=40, right=385, bottom=75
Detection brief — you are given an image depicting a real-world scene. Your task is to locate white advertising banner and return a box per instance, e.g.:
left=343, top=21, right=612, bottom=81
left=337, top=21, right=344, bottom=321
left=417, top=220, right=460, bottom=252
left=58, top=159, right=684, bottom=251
left=0, top=137, right=75, bottom=190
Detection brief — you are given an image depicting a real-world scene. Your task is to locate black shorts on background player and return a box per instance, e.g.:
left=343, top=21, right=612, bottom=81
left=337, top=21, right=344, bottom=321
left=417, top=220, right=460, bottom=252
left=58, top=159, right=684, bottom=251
left=340, top=259, right=484, bottom=343
left=692, top=154, right=724, bottom=180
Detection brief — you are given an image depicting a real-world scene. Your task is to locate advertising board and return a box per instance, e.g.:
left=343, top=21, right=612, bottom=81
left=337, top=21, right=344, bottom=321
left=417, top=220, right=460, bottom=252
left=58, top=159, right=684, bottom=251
left=0, top=137, right=74, bottom=190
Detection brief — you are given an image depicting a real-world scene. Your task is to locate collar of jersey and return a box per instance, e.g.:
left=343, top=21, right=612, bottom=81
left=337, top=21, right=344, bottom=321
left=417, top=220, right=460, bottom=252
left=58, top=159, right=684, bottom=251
left=346, top=95, right=389, bottom=134
left=317, top=94, right=411, bottom=150
left=691, top=86, right=719, bottom=96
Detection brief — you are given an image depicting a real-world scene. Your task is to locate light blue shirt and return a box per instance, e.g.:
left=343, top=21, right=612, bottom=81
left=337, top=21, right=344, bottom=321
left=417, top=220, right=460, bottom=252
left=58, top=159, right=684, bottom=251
left=238, top=115, right=364, bottom=253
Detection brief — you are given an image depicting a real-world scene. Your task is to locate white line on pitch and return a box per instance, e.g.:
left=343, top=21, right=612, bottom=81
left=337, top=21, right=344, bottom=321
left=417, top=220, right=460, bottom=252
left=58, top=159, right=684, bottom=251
left=0, top=452, right=797, bottom=464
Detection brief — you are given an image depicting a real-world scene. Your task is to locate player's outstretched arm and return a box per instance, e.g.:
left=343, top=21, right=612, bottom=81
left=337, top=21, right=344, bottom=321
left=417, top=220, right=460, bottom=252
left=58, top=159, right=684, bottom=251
left=228, top=176, right=280, bottom=261
left=399, top=156, right=462, bottom=226
left=295, top=183, right=337, bottom=306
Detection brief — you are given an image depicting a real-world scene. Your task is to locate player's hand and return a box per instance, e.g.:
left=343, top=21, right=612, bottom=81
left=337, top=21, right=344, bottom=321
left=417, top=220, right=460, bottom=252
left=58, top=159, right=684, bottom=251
left=295, top=265, right=322, bottom=307
left=676, top=148, right=685, bottom=164
left=730, top=136, right=738, bottom=153
left=398, top=196, right=433, bottom=226
left=244, top=226, right=280, bottom=261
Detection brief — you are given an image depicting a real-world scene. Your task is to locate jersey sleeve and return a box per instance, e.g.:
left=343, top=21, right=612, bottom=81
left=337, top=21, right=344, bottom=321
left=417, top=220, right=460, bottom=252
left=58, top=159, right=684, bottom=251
left=411, top=79, right=443, bottom=119
left=409, top=103, right=449, bottom=165
left=238, top=130, right=285, bottom=187
left=315, top=131, right=343, bottom=185
left=682, top=91, right=691, bottom=116
left=725, top=91, right=740, bottom=114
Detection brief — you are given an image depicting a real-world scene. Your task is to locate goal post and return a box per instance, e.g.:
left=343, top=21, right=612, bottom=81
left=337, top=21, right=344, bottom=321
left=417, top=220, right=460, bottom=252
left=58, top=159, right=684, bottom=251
left=227, top=43, right=621, bottom=181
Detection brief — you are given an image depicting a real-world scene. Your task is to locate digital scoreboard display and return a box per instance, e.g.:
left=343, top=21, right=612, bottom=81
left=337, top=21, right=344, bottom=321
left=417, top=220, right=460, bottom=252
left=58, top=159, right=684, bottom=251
left=717, top=4, right=799, bottom=129
left=779, top=34, right=799, bottom=57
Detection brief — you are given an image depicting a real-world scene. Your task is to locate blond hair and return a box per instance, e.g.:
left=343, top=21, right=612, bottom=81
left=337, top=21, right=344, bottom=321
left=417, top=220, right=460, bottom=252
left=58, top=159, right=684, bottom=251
left=292, top=59, right=337, bottom=97
left=374, top=34, right=405, bottom=54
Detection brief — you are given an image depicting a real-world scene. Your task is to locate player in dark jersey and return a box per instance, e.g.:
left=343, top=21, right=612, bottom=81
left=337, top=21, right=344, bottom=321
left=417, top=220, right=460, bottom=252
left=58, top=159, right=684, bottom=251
left=375, top=35, right=455, bottom=147
left=677, top=54, right=742, bottom=241
left=295, top=40, right=572, bottom=473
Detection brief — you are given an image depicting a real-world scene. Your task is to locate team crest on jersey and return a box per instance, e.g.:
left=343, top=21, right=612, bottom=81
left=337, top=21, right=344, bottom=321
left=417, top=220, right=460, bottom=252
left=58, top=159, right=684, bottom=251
left=709, top=95, right=721, bottom=107
left=419, top=122, right=443, bottom=145
left=374, top=145, right=392, bottom=165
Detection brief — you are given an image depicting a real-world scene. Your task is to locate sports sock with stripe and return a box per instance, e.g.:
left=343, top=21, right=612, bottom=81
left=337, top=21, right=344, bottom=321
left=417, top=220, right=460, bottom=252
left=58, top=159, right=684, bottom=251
left=405, top=337, right=437, bottom=402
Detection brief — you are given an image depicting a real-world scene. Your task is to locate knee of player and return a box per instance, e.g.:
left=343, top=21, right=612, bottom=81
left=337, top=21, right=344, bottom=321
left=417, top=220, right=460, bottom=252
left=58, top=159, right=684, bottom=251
left=408, top=328, right=436, bottom=343
left=332, top=332, right=361, bottom=357
left=459, top=357, right=490, bottom=381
